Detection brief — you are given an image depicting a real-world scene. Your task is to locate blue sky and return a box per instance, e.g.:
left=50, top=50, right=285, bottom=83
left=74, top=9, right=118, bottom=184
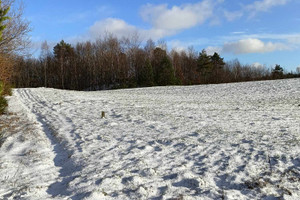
left=24, top=0, right=300, bottom=71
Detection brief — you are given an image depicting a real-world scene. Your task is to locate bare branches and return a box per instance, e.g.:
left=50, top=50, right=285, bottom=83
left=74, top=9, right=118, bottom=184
left=0, top=0, right=31, bottom=55
left=0, top=54, right=13, bottom=82
left=11, top=34, right=300, bottom=90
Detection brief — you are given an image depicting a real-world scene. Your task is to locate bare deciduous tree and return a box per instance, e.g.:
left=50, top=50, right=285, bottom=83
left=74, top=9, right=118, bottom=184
left=0, top=0, right=31, bottom=55
left=11, top=33, right=297, bottom=91
left=296, top=66, right=300, bottom=74
left=40, top=41, right=51, bottom=87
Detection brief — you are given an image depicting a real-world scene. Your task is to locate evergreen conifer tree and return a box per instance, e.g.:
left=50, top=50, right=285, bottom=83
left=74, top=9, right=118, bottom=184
left=0, top=1, right=10, bottom=114
left=210, top=52, right=225, bottom=83
left=272, top=64, right=284, bottom=79
left=0, top=0, right=10, bottom=41
left=53, top=40, right=74, bottom=89
left=197, top=49, right=212, bottom=83
left=157, top=56, right=177, bottom=86
left=139, top=58, right=154, bottom=87
left=211, top=52, right=225, bottom=70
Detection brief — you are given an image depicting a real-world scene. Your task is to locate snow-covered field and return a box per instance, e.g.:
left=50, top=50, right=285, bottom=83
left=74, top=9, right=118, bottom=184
left=0, top=79, right=300, bottom=200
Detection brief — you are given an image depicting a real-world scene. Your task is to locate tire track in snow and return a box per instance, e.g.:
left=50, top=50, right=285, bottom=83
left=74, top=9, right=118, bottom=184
left=15, top=88, right=84, bottom=198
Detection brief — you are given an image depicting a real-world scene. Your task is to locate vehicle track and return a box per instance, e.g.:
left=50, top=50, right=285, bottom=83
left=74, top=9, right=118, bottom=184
left=15, top=88, right=84, bottom=198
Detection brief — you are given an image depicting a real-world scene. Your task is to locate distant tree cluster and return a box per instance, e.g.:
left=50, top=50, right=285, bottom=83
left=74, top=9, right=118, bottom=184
left=12, top=34, right=300, bottom=90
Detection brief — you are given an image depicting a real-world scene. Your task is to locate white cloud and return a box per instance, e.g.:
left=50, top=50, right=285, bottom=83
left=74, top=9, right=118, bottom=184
left=96, top=5, right=114, bottom=15
left=224, top=0, right=290, bottom=21
left=221, top=33, right=300, bottom=44
left=86, top=0, right=226, bottom=41
left=204, top=32, right=300, bottom=56
left=89, top=18, right=139, bottom=39
left=57, top=5, right=114, bottom=24
left=251, top=62, right=264, bottom=68
left=66, top=1, right=225, bottom=42
left=168, top=40, right=188, bottom=52
left=140, top=1, right=215, bottom=32
left=141, top=29, right=176, bottom=40
left=246, top=0, right=289, bottom=13
left=287, top=35, right=300, bottom=45
left=87, top=18, right=177, bottom=41
left=231, top=31, right=246, bottom=35
left=224, top=10, right=243, bottom=21
left=206, top=46, right=222, bottom=55
left=169, top=43, right=187, bottom=53
left=222, top=38, right=289, bottom=54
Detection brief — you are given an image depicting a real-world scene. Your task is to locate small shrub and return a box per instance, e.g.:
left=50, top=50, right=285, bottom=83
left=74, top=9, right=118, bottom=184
left=1, top=82, right=12, bottom=96
left=0, top=81, right=3, bottom=95
left=0, top=95, right=7, bottom=114
left=0, top=81, right=9, bottom=114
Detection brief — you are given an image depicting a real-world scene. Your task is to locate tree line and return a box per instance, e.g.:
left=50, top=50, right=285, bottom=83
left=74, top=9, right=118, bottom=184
left=12, top=35, right=299, bottom=91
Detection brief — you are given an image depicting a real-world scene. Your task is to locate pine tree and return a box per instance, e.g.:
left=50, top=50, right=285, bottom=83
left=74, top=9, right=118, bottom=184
left=139, top=58, right=154, bottom=87
left=0, top=1, right=10, bottom=41
left=54, top=40, right=74, bottom=59
left=197, top=49, right=212, bottom=83
left=53, top=40, right=74, bottom=89
left=157, top=56, right=177, bottom=86
left=0, top=1, right=10, bottom=114
left=152, top=47, right=167, bottom=85
left=272, top=64, right=284, bottom=79
left=210, top=52, right=225, bottom=83
left=211, top=52, right=225, bottom=70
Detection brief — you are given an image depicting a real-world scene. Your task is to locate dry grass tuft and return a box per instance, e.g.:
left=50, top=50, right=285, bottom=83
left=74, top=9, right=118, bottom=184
left=0, top=113, right=20, bottom=147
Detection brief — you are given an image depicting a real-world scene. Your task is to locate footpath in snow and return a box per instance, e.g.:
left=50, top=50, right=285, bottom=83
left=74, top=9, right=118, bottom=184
left=0, top=79, right=300, bottom=199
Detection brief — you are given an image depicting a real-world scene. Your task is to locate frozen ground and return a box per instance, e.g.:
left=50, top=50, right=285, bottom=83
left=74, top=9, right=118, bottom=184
left=0, top=79, right=300, bottom=200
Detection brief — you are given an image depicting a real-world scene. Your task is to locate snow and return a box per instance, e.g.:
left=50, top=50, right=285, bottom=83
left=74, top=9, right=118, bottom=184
left=0, top=79, right=300, bottom=199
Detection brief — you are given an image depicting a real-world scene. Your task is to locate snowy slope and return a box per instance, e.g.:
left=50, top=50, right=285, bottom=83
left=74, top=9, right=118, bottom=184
left=1, top=79, right=300, bottom=199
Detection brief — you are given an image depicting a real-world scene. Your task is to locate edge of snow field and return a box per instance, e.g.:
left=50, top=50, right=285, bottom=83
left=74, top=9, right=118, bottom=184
left=13, top=88, right=86, bottom=199
left=0, top=90, right=59, bottom=199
